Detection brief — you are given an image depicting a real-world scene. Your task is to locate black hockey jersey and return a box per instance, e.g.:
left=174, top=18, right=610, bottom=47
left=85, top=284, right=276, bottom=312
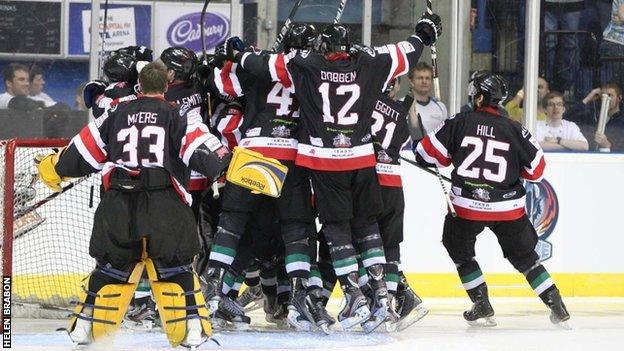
left=93, top=81, right=137, bottom=118
left=237, top=35, right=424, bottom=171
left=210, top=99, right=245, bottom=150
left=371, top=94, right=410, bottom=187
left=165, top=79, right=210, bottom=190
left=56, top=95, right=228, bottom=205
left=214, top=58, right=300, bottom=161
left=415, top=106, right=546, bottom=221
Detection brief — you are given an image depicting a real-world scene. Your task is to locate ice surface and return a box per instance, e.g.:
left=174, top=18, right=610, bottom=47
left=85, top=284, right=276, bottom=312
left=11, top=298, right=624, bottom=351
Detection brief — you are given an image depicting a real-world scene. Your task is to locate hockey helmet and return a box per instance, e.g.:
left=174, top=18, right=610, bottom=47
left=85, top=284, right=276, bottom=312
left=114, top=45, right=153, bottom=62
left=319, top=24, right=350, bottom=54
left=284, top=23, right=318, bottom=52
left=469, top=73, right=509, bottom=107
left=103, top=53, right=138, bottom=84
left=160, top=47, right=198, bottom=81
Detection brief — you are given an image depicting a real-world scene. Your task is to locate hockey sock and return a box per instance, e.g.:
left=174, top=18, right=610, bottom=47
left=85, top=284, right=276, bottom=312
left=282, top=222, right=311, bottom=279
left=457, top=260, right=487, bottom=301
left=524, top=264, right=556, bottom=304
left=353, top=223, right=386, bottom=269
left=209, top=227, right=242, bottom=268
left=276, top=262, right=290, bottom=305
left=260, top=266, right=277, bottom=296
left=244, top=265, right=260, bottom=287
left=134, top=277, right=151, bottom=299
left=357, top=261, right=369, bottom=287
left=384, top=261, right=400, bottom=296
left=308, top=265, right=324, bottom=292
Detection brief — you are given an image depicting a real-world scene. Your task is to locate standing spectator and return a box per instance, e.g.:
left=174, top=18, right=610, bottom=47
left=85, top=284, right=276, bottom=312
left=505, top=77, right=551, bottom=123
left=599, top=0, right=624, bottom=91
left=536, top=91, right=589, bottom=151
left=28, top=65, right=56, bottom=107
left=0, top=63, right=30, bottom=108
left=543, top=0, right=585, bottom=95
left=568, top=82, right=624, bottom=152
left=404, top=62, right=448, bottom=140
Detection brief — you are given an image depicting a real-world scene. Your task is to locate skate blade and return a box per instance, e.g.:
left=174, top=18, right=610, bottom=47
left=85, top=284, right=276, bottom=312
left=394, top=305, right=429, bottom=332
left=467, top=316, right=497, bottom=327
left=361, top=308, right=389, bottom=334
left=243, top=300, right=263, bottom=312
left=339, top=306, right=371, bottom=331
left=122, top=319, right=157, bottom=332
left=287, top=309, right=314, bottom=331
left=317, top=321, right=333, bottom=335
left=553, top=320, right=572, bottom=330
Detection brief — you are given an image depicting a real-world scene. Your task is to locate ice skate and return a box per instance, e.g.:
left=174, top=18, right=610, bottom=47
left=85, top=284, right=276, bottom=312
left=264, top=292, right=279, bottom=324
left=180, top=318, right=207, bottom=350
left=273, top=303, right=292, bottom=329
left=392, top=275, right=429, bottom=332
left=237, top=284, right=264, bottom=312
left=67, top=316, right=93, bottom=346
left=337, top=273, right=371, bottom=331
left=211, top=295, right=251, bottom=330
left=123, top=295, right=159, bottom=331
left=361, top=265, right=390, bottom=334
left=286, top=278, right=315, bottom=331
left=545, top=288, right=571, bottom=329
left=306, top=288, right=335, bottom=334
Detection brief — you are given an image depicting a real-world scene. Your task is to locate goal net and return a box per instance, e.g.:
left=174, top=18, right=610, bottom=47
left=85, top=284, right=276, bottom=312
left=1, top=139, right=99, bottom=311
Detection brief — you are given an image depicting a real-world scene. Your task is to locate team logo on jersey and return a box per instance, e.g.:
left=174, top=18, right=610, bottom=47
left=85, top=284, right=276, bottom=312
left=271, top=125, right=291, bottom=138
left=471, top=188, right=491, bottom=202
left=524, top=179, right=559, bottom=261
left=333, top=133, right=352, bottom=148
left=376, top=150, right=393, bottom=163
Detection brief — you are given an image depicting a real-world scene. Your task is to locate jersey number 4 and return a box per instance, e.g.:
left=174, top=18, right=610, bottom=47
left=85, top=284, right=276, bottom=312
left=318, top=83, right=360, bottom=125
left=457, top=136, right=509, bottom=183
left=117, top=125, right=165, bottom=167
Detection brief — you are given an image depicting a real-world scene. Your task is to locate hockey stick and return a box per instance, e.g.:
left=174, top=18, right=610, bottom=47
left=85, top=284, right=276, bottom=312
left=334, top=0, right=348, bottom=24
left=399, top=155, right=450, bottom=183
left=97, top=0, right=110, bottom=79
left=272, top=0, right=305, bottom=51
left=200, top=0, right=213, bottom=59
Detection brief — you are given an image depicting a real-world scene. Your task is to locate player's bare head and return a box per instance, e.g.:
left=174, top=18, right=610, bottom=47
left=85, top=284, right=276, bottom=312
left=2, top=63, right=30, bottom=96
left=469, top=73, right=508, bottom=108
left=319, top=24, right=350, bottom=55
left=104, top=53, right=138, bottom=84
left=160, top=47, right=197, bottom=82
left=139, top=61, right=169, bottom=95
left=284, top=23, right=318, bottom=53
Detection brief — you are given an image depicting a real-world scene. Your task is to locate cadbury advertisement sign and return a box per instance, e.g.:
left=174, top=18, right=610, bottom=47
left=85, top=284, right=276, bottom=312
left=166, top=12, right=229, bottom=52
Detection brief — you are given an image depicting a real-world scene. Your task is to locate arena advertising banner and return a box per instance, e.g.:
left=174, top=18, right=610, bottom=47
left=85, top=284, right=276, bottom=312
left=153, top=2, right=231, bottom=56
left=68, top=1, right=152, bottom=56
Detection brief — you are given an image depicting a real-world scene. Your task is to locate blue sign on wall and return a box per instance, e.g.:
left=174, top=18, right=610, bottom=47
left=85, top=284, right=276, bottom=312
left=68, top=2, right=151, bottom=56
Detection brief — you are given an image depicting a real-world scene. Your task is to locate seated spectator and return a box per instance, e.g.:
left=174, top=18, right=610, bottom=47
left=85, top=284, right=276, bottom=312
left=0, top=63, right=31, bottom=108
left=568, top=82, right=624, bottom=152
left=536, top=91, right=589, bottom=151
left=28, top=65, right=56, bottom=107
left=403, top=62, right=448, bottom=141
left=505, top=77, right=550, bottom=123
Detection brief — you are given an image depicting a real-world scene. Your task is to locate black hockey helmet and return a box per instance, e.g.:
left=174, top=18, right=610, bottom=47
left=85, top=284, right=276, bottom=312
left=469, top=73, right=509, bottom=107
left=319, top=24, right=350, bottom=53
left=284, top=23, right=317, bottom=52
left=114, top=45, right=153, bottom=62
left=103, top=53, right=138, bottom=84
left=160, top=46, right=198, bottom=81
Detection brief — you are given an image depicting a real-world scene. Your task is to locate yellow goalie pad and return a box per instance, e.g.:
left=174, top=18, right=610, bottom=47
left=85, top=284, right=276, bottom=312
left=68, top=261, right=144, bottom=341
left=225, top=146, right=288, bottom=197
left=145, top=258, right=212, bottom=347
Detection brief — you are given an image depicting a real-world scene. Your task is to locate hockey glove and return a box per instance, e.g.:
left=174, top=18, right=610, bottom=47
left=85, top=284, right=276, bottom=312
left=83, top=80, right=108, bottom=109
left=415, top=12, right=442, bottom=46
left=35, top=148, right=69, bottom=192
left=114, top=45, right=153, bottom=62
left=225, top=36, right=245, bottom=61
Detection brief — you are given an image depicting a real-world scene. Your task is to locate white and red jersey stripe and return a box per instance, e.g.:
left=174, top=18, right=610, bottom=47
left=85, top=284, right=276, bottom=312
left=239, top=137, right=298, bottom=161
left=296, top=143, right=377, bottom=171
left=374, top=39, right=417, bottom=92
left=415, top=132, right=452, bottom=168
left=214, top=61, right=244, bottom=98
left=449, top=188, right=526, bottom=221
left=375, top=162, right=403, bottom=187
left=521, top=139, right=546, bottom=182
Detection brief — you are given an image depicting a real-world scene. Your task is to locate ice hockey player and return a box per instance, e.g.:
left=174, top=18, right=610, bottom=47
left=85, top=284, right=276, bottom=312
left=369, top=78, right=429, bottom=331
left=226, top=11, right=442, bottom=333
left=36, top=61, right=232, bottom=349
left=206, top=24, right=326, bottom=332
left=414, top=72, right=570, bottom=328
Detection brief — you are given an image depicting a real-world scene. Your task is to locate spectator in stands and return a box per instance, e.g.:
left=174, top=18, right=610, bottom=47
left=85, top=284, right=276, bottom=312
left=28, top=65, right=56, bottom=107
left=0, top=63, right=30, bottom=109
left=404, top=62, right=448, bottom=141
left=543, top=0, right=585, bottom=96
left=536, top=91, right=588, bottom=151
left=505, top=77, right=550, bottom=123
left=568, top=82, right=624, bottom=152
left=599, top=0, right=624, bottom=92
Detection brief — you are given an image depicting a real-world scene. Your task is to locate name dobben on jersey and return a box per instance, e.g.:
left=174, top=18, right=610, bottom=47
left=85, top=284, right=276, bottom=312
left=320, top=71, right=357, bottom=83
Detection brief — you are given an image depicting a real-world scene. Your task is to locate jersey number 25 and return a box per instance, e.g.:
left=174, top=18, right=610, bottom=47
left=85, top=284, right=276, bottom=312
left=456, top=136, right=509, bottom=183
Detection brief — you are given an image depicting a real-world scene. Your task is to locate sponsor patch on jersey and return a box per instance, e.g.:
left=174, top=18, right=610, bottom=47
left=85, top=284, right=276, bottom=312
left=521, top=126, right=530, bottom=138
left=205, top=134, right=224, bottom=152
left=246, top=127, right=261, bottom=137
left=502, top=190, right=517, bottom=199
left=376, top=150, right=393, bottom=163
left=471, top=188, right=491, bottom=202
left=333, top=133, right=352, bottom=148
left=361, top=133, right=371, bottom=143
left=271, top=125, right=291, bottom=138
left=310, top=137, right=323, bottom=147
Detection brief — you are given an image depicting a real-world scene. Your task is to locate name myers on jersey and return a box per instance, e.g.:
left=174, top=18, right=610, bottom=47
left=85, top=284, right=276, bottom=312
left=320, top=71, right=356, bottom=83
left=375, top=100, right=401, bottom=121
left=128, top=112, right=158, bottom=125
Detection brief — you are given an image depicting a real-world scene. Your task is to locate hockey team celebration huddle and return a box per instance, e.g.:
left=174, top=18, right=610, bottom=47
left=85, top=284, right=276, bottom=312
left=27, top=3, right=575, bottom=351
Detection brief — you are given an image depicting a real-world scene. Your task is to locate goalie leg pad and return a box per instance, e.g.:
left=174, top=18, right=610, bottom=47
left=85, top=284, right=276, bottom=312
left=226, top=146, right=288, bottom=198
left=145, top=259, right=212, bottom=347
left=69, top=261, right=144, bottom=342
